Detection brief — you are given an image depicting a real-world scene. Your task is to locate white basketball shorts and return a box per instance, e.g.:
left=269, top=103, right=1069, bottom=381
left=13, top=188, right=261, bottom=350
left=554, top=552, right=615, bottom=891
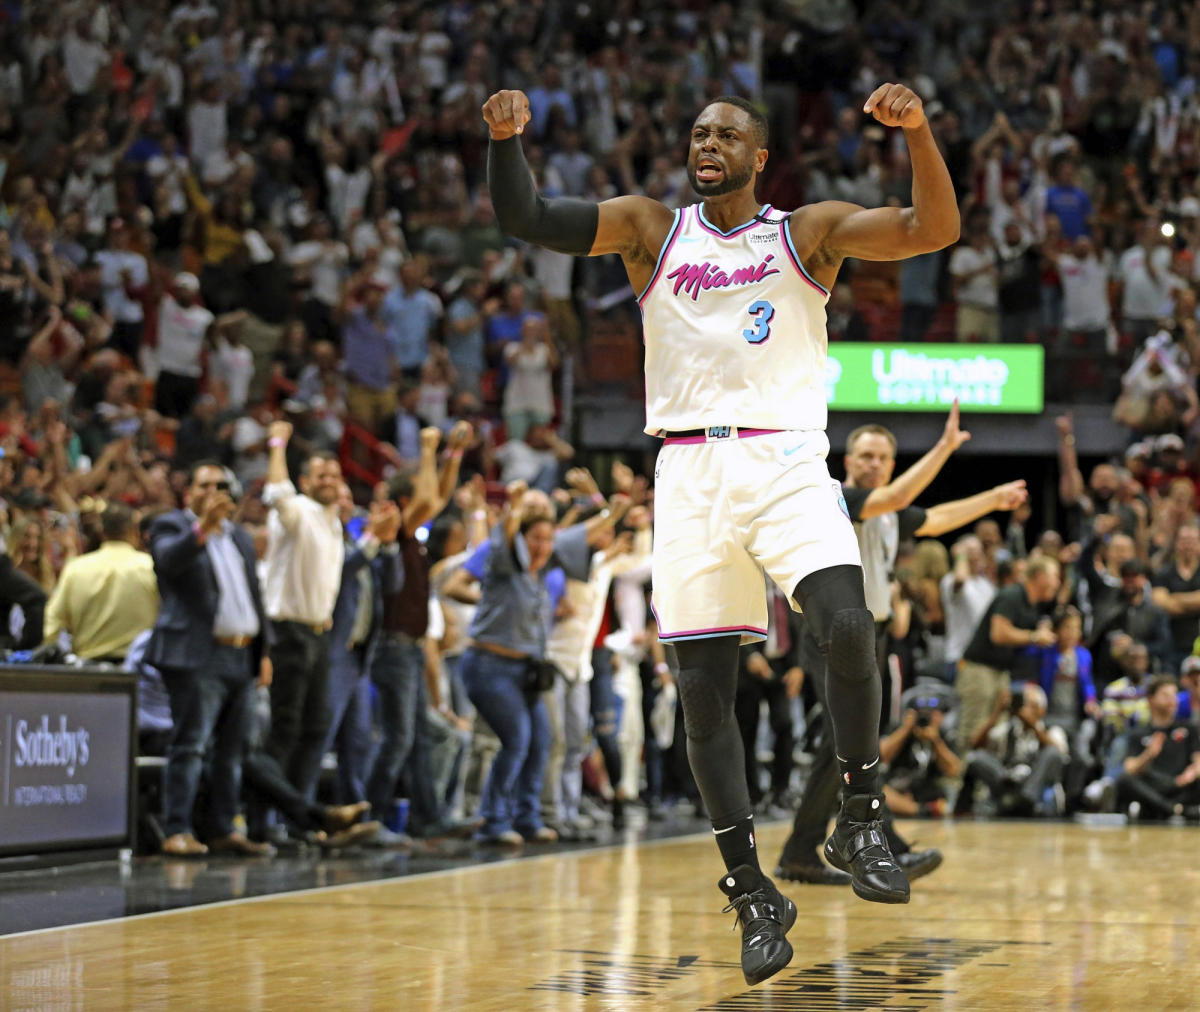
left=651, top=428, right=861, bottom=643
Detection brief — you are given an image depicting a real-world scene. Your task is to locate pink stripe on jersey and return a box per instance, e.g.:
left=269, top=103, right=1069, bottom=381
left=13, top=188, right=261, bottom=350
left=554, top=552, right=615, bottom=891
left=779, top=219, right=830, bottom=299
left=695, top=203, right=773, bottom=239
left=650, top=601, right=768, bottom=643
left=659, top=624, right=769, bottom=641
left=636, top=209, right=685, bottom=305
left=661, top=427, right=782, bottom=445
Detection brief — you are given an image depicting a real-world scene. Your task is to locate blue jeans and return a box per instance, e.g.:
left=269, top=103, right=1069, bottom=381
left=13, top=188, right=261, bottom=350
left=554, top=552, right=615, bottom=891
left=322, top=643, right=373, bottom=803
left=366, top=634, right=439, bottom=829
left=160, top=645, right=254, bottom=839
left=589, top=647, right=622, bottom=789
left=462, top=647, right=550, bottom=836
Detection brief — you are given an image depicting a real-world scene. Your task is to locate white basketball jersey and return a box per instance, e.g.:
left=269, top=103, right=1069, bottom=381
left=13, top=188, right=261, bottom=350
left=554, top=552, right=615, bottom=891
left=638, top=202, right=830, bottom=434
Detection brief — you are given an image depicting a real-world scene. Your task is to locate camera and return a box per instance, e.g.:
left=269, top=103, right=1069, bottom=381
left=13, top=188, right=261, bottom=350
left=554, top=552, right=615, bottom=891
left=912, top=692, right=942, bottom=727
left=1009, top=686, right=1025, bottom=714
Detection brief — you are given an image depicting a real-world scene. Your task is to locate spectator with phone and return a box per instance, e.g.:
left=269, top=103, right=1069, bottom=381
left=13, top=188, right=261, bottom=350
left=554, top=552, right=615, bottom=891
left=146, top=460, right=274, bottom=857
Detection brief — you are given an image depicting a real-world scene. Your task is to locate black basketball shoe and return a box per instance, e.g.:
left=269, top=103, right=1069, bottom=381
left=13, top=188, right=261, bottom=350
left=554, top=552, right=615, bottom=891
left=897, top=847, right=943, bottom=882
left=774, top=857, right=853, bottom=886
left=717, top=865, right=798, bottom=985
left=823, top=793, right=910, bottom=904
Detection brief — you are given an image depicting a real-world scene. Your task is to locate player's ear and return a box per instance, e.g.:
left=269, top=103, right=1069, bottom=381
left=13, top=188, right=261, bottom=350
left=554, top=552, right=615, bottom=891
left=756, top=148, right=768, bottom=173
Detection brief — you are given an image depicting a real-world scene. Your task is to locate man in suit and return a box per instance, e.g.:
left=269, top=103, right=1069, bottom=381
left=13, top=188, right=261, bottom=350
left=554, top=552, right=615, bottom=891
left=147, top=460, right=275, bottom=857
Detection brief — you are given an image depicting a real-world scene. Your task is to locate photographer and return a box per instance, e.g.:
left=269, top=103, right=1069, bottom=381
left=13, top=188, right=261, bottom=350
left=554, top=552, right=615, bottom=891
left=879, top=686, right=961, bottom=817
left=953, top=683, right=1068, bottom=817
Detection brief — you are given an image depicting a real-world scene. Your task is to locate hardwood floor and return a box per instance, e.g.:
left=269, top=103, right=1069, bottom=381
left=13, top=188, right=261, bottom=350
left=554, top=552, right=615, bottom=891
left=3, top=820, right=1199, bottom=1010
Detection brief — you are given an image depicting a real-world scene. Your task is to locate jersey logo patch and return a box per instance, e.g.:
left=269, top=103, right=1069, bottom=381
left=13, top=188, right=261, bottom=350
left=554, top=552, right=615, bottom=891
left=666, top=255, right=781, bottom=301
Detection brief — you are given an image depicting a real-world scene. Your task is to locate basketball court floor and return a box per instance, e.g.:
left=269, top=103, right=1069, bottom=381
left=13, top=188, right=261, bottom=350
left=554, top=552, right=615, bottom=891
left=2, top=817, right=1198, bottom=1009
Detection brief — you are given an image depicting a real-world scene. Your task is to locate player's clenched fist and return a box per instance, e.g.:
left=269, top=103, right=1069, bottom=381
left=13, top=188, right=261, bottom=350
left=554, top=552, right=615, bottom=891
left=482, top=90, right=532, bottom=140
left=863, top=83, right=925, bottom=130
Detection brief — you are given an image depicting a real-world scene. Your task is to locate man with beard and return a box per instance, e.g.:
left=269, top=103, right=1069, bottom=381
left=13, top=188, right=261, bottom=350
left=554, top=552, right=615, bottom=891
left=482, top=82, right=960, bottom=984
left=260, top=420, right=345, bottom=817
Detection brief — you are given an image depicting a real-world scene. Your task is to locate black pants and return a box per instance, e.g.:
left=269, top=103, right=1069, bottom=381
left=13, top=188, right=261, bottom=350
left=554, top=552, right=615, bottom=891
left=243, top=748, right=327, bottom=832
left=734, top=664, right=794, bottom=804
left=956, top=748, right=1065, bottom=814
left=155, top=370, right=200, bottom=419
left=777, top=624, right=908, bottom=865
left=266, top=621, right=332, bottom=800
left=1116, top=769, right=1200, bottom=819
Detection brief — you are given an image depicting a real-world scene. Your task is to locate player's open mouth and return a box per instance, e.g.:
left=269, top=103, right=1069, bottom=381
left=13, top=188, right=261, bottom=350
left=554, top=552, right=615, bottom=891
left=696, top=161, right=723, bottom=182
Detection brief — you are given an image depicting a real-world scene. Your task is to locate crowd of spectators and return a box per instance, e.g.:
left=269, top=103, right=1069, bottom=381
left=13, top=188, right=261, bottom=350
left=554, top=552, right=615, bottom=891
left=6, top=0, right=1200, bottom=857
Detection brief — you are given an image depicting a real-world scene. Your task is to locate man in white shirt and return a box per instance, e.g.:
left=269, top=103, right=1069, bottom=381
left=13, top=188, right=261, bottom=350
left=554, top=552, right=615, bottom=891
left=1117, top=219, right=1183, bottom=345
left=949, top=217, right=999, bottom=341
left=154, top=272, right=213, bottom=417
left=288, top=215, right=349, bottom=308
left=940, top=535, right=996, bottom=681
left=95, top=218, right=148, bottom=358
left=544, top=503, right=651, bottom=836
left=1056, top=236, right=1111, bottom=341
left=262, top=419, right=345, bottom=804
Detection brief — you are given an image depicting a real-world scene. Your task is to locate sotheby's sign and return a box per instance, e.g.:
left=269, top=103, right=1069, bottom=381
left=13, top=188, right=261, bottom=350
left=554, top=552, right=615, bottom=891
left=0, top=689, right=132, bottom=852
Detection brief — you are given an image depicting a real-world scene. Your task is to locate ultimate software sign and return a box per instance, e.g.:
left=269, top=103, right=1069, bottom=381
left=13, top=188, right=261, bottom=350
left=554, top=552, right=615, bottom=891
left=0, top=688, right=132, bottom=854
left=826, top=343, right=1044, bottom=412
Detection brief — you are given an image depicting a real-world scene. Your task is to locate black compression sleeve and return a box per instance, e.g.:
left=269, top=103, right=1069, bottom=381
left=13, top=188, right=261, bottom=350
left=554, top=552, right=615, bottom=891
left=487, top=136, right=599, bottom=256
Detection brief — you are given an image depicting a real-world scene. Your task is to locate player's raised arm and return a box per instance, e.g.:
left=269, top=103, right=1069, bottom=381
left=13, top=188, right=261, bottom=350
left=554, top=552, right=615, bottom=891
left=805, top=83, right=960, bottom=264
left=483, top=90, right=671, bottom=260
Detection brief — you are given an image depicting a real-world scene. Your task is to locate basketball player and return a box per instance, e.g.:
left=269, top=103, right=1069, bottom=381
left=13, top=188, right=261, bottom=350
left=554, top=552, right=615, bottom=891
left=482, top=83, right=960, bottom=986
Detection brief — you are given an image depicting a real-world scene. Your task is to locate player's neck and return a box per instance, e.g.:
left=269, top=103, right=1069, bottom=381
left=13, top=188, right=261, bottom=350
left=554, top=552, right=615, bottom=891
left=701, top=191, right=762, bottom=232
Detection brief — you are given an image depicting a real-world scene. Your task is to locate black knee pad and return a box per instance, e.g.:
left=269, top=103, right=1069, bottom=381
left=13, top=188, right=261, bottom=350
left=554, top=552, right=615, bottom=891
left=676, top=668, right=731, bottom=741
left=672, top=637, right=741, bottom=741
left=827, top=608, right=877, bottom=685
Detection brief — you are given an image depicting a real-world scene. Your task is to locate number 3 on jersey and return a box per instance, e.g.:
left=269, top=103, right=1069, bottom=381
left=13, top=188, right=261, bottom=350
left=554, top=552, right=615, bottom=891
left=743, top=300, right=774, bottom=344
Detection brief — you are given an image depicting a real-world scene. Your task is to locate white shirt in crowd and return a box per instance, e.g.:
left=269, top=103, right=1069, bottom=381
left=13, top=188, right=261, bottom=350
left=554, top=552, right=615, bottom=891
left=62, top=30, right=108, bottom=94
left=503, top=342, right=555, bottom=418
left=289, top=239, right=349, bottom=307
left=146, top=150, right=190, bottom=216
left=940, top=571, right=997, bottom=664
left=949, top=244, right=999, bottom=309
left=1117, top=244, right=1180, bottom=320
left=156, top=294, right=214, bottom=378
left=1057, top=253, right=1111, bottom=332
left=188, top=98, right=228, bottom=165
left=232, top=416, right=269, bottom=484
left=210, top=336, right=254, bottom=410
left=547, top=529, right=653, bottom=682
left=96, top=250, right=149, bottom=323
left=262, top=480, right=344, bottom=625
left=494, top=439, right=557, bottom=484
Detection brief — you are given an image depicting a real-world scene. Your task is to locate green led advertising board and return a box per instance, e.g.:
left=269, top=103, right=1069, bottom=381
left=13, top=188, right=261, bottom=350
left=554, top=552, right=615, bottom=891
left=825, top=343, right=1044, bottom=413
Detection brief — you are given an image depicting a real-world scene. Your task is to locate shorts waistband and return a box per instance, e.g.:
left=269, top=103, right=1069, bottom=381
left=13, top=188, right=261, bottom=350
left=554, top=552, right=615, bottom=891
left=660, top=426, right=783, bottom=445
